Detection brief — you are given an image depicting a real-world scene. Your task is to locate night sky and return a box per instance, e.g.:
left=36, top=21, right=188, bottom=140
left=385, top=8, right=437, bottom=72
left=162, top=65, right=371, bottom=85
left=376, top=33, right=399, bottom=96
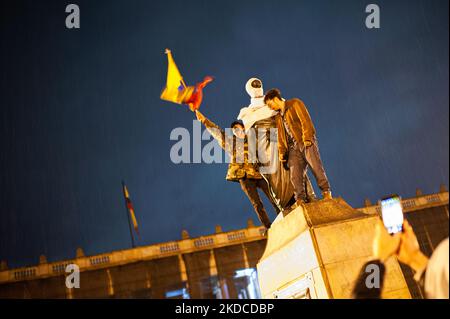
left=1, top=0, right=448, bottom=268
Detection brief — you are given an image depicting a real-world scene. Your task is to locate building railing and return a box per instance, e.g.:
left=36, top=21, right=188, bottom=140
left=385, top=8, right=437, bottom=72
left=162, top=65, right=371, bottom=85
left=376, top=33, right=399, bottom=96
left=194, top=237, right=215, bottom=248
left=357, top=191, right=448, bottom=215
left=52, top=262, right=72, bottom=274
left=227, top=231, right=246, bottom=242
left=89, top=256, right=110, bottom=266
left=13, top=268, right=36, bottom=281
left=159, top=243, right=180, bottom=253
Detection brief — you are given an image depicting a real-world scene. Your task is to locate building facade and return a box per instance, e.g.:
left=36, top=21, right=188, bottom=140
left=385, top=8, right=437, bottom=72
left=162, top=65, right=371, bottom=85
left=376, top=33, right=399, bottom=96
left=0, top=189, right=448, bottom=299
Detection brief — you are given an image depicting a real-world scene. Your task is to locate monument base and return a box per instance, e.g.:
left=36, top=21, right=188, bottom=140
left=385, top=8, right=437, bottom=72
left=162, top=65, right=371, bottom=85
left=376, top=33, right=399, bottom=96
left=257, top=198, right=411, bottom=299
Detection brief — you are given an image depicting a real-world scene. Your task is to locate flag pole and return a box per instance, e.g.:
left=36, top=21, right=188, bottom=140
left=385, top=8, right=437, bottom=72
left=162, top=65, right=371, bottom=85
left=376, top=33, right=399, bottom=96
left=122, top=180, right=136, bottom=248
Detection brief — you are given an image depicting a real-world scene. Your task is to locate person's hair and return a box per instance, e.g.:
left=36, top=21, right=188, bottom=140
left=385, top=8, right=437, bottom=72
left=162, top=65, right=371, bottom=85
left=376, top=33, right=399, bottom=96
left=230, top=120, right=244, bottom=129
left=264, top=88, right=282, bottom=103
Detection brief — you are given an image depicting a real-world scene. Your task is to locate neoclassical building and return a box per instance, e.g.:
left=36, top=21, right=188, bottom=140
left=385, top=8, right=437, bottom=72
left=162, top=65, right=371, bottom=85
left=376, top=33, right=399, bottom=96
left=0, top=187, right=448, bottom=299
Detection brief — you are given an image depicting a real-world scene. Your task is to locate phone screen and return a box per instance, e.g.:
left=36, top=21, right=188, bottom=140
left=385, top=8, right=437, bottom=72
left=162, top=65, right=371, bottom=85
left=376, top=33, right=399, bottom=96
left=380, top=195, right=404, bottom=234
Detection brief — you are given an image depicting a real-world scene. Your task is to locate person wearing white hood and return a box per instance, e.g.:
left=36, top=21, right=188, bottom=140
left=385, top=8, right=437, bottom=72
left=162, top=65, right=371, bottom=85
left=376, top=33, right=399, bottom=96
left=237, top=78, right=278, bottom=132
left=237, top=78, right=316, bottom=211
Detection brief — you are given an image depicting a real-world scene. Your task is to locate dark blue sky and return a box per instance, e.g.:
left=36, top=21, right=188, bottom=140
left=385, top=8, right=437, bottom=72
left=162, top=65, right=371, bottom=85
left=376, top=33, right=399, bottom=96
left=1, top=0, right=448, bottom=268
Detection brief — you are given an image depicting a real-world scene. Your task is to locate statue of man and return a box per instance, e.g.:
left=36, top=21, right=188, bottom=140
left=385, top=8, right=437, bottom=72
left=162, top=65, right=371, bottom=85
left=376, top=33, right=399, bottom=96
left=237, top=78, right=316, bottom=212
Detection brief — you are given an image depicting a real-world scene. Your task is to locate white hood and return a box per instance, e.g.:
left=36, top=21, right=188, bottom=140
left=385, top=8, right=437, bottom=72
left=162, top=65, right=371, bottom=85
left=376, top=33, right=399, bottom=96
left=238, top=78, right=278, bottom=132
left=245, top=77, right=264, bottom=100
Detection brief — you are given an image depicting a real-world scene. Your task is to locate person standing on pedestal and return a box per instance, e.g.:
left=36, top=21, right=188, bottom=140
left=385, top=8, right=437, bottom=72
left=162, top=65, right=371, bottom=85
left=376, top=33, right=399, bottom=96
left=195, top=110, right=276, bottom=233
left=238, top=78, right=317, bottom=209
left=264, top=88, right=332, bottom=204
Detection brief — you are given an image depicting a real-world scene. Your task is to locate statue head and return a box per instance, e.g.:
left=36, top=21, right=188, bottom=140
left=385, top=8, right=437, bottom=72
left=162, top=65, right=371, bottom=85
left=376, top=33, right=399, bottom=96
left=245, top=77, right=264, bottom=99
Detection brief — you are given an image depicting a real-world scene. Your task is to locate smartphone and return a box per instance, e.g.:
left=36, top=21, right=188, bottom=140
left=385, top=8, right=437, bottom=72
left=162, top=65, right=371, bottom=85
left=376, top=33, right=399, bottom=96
left=379, top=194, right=404, bottom=234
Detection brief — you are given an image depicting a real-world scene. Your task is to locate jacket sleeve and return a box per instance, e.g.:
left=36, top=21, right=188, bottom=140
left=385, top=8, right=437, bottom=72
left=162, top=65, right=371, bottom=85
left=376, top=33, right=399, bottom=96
left=293, top=99, right=315, bottom=144
left=275, top=114, right=288, bottom=159
left=196, top=111, right=229, bottom=152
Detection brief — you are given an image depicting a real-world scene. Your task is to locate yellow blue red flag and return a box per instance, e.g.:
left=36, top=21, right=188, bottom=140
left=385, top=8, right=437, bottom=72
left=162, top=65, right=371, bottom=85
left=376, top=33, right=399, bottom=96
left=160, top=49, right=213, bottom=111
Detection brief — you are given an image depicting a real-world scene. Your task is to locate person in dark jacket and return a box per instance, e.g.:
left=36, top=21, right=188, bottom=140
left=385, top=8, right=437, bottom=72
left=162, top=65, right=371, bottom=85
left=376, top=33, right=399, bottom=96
left=195, top=110, right=278, bottom=232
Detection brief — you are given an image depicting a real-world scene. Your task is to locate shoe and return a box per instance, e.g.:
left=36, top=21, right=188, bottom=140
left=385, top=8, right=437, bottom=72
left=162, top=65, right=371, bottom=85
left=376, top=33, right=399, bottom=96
left=322, top=191, right=332, bottom=200
left=305, top=196, right=317, bottom=203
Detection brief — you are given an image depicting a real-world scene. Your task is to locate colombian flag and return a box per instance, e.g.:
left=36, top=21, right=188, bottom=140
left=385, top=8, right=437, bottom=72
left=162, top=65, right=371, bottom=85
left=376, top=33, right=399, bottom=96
left=160, top=49, right=213, bottom=111
left=122, top=182, right=140, bottom=237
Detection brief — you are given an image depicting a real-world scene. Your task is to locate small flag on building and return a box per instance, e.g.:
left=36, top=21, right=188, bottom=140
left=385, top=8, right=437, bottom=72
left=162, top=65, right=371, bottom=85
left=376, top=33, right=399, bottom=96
left=122, top=181, right=140, bottom=240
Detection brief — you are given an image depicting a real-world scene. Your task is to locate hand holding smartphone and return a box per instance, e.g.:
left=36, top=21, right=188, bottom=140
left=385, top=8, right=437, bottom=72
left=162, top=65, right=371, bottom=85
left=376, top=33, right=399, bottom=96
left=379, top=194, right=404, bottom=235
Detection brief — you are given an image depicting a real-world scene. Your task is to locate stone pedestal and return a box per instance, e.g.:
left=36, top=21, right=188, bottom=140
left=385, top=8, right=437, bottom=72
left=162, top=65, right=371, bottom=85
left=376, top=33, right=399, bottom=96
left=257, top=198, right=411, bottom=299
